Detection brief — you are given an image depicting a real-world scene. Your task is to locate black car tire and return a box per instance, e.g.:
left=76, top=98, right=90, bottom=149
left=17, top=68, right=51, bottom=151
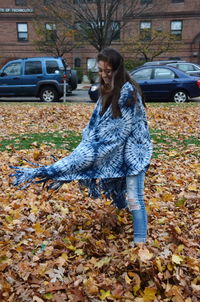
left=69, top=70, right=78, bottom=91
left=172, top=90, right=188, bottom=103
left=39, top=86, right=59, bottom=102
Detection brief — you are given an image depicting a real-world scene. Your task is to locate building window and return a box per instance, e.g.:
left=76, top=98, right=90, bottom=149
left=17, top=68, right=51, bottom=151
left=171, top=20, right=182, bottom=39
left=140, top=21, right=152, bottom=40
left=44, top=0, right=54, bottom=5
left=111, top=21, right=120, bottom=40
left=74, top=58, right=81, bottom=68
left=17, top=23, right=28, bottom=42
left=171, top=0, right=184, bottom=3
left=87, top=58, right=98, bottom=72
left=15, top=0, right=27, bottom=5
left=140, top=0, right=153, bottom=4
left=45, top=23, right=57, bottom=41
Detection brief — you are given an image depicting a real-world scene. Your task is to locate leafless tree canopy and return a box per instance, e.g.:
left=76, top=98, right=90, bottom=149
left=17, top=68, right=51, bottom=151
left=30, top=0, right=153, bottom=51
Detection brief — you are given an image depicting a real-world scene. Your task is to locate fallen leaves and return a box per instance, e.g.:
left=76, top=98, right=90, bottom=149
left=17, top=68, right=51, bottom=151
left=0, top=103, right=199, bottom=301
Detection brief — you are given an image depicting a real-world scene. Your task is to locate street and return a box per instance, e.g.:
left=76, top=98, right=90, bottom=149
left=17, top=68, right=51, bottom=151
left=0, top=87, right=92, bottom=103
left=0, top=86, right=199, bottom=103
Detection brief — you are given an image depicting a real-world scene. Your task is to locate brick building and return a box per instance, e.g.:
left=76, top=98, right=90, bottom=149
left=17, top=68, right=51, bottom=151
left=0, top=0, right=200, bottom=72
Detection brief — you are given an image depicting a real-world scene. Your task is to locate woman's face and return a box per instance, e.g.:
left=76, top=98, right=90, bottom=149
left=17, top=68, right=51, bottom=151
left=98, top=60, right=113, bottom=85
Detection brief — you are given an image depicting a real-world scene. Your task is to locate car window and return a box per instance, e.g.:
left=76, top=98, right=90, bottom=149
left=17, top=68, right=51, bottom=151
left=167, top=63, right=177, bottom=68
left=177, top=63, right=194, bottom=72
left=190, top=64, right=200, bottom=71
left=46, top=60, right=60, bottom=74
left=154, top=68, right=175, bottom=79
left=132, top=68, right=152, bottom=80
left=25, top=61, right=42, bottom=75
left=3, top=62, right=21, bottom=76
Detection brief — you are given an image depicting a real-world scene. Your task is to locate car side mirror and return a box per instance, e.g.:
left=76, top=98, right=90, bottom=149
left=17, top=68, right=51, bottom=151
left=0, top=72, right=7, bottom=77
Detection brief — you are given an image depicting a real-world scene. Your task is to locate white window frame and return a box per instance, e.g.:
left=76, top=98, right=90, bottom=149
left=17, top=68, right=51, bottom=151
left=17, top=23, right=28, bottom=42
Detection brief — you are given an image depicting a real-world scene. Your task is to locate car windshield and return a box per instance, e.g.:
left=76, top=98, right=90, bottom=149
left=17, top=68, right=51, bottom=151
left=3, top=62, right=21, bottom=76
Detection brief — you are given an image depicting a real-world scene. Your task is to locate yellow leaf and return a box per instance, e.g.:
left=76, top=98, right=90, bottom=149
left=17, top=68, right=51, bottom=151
left=34, top=223, right=45, bottom=233
left=125, top=273, right=132, bottom=284
left=155, top=258, right=165, bottom=272
left=168, top=151, right=177, bottom=157
left=143, top=287, right=157, bottom=302
left=99, top=290, right=111, bottom=300
left=188, top=184, right=198, bottom=191
left=61, top=207, right=69, bottom=215
left=177, top=245, right=185, bottom=253
left=152, top=239, right=160, bottom=248
left=33, top=150, right=42, bottom=160
left=95, top=257, right=111, bottom=268
left=163, top=192, right=173, bottom=202
left=75, top=249, right=84, bottom=255
left=67, top=245, right=76, bottom=251
left=133, top=285, right=140, bottom=295
left=31, top=206, right=39, bottom=214
left=107, top=234, right=116, bottom=240
left=172, top=254, right=184, bottom=264
left=138, top=248, right=154, bottom=262
left=43, top=293, right=54, bottom=300
left=175, top=226, right=182, bottom=234
left=61, top=253, right=68, bottom=260
left=167, top=263, right=174, bottom=271
left=157, top=217, right=166, bottom=224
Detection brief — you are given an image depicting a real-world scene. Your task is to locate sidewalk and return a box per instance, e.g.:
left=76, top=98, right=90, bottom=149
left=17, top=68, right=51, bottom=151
left=77, top=83, right=91, bottom=90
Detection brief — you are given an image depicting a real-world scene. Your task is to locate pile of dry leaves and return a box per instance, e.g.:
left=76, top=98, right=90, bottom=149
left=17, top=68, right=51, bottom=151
left=0, top=103, right=199, bottom=302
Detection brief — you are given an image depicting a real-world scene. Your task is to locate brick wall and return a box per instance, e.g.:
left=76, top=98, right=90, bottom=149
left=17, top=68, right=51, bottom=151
left=0, top=0, right=200, bottom=70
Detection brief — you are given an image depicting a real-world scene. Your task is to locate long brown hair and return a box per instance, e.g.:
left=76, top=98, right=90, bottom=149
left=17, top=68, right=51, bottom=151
left=97, top=47, right=144, bottom=118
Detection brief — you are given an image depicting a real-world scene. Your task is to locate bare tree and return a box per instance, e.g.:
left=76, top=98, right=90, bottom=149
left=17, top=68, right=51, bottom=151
left=123, top=29, right=178, bottom=61
left=30, top=0, right=155, bottom=51
left=33, top=20, right=76, bottom=57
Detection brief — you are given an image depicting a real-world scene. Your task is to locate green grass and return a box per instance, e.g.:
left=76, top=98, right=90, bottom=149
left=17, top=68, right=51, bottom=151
left=150, top=129, right=200, bottom=158
left=0, top=131, right=82, bottom=152
left=1, top=128, right=199, bottom=159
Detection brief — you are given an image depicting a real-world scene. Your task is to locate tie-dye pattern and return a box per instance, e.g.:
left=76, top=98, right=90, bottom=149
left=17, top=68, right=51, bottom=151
left=10, top=82, right=152, bottom=205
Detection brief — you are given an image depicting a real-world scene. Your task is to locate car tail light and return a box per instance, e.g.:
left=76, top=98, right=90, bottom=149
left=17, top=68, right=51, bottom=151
left=63, top=74, right=68, bottom=80
left=62, top=74, right=68, bottom=83
left=196, top=79, right=200, bottom=88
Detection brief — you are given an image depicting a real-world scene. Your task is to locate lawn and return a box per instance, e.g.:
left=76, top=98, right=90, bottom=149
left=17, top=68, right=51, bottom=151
left=0, top=102, right=199, bottom=302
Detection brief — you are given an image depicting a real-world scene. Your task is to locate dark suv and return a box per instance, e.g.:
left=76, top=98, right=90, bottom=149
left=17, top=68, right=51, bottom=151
left=0, top=57, right=77, bottom=102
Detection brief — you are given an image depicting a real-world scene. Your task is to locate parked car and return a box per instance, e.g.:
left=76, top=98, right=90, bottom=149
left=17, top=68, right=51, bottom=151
left=167, top=62, right=200, bottom=77
left=142, top=60, right=200, bottom=77
left=130, top=65, right=200, bottom=102
left=88, top=65, right=200, bottom=103
left=142, top=60, right=186, bottom=66
left=0, top=56, right=78, bottom=102
left=88, top=82, right=99, bottom=102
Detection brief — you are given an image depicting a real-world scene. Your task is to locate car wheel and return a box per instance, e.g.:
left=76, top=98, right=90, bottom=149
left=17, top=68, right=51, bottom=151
left=172, top=90, right=188, bottom=103
left=69, top=70, right=78, bottom=90
left=39, top=86, right=59, bottom=102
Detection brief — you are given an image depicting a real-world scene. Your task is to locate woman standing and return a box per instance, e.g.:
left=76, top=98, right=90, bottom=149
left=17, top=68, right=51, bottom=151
left=10, top=48, right=152, bottom=246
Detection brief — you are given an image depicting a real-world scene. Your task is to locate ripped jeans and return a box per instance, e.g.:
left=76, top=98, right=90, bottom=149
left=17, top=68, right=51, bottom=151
left=111, top=171, right=147, bottom=243
left=126, top=172, right=147, bottom=243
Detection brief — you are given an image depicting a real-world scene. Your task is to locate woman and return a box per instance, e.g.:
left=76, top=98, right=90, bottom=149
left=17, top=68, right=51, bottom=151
left=10, top=48, right=152, bottom=246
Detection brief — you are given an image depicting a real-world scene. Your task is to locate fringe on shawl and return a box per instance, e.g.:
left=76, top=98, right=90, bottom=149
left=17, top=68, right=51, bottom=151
left=10, top=161, right=127, bottom=207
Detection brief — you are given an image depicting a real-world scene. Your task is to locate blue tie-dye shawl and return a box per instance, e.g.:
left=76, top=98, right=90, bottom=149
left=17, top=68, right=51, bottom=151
left=10, top=82, right=152, bottom=205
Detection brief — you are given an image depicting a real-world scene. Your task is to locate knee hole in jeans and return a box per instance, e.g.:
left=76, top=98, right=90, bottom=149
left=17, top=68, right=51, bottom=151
left=128, top=198, right=141, bottom=211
